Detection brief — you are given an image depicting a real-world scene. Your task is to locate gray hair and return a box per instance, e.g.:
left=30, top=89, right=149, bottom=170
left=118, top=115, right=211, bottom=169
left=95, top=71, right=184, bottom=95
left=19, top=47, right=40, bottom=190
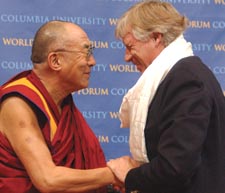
left=115, top=0, right=188, bottom=46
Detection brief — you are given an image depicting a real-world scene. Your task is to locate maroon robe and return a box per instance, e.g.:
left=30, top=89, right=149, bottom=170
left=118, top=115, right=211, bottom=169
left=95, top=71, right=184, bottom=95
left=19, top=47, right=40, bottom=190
left=0, top=71, right=107, bottom=193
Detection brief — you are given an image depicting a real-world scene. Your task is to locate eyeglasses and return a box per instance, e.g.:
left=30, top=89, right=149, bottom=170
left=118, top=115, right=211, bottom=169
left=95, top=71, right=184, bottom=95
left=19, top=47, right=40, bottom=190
left=84, top=44, right=95, bottom=59
left=53, top=44, right=95, bottom=60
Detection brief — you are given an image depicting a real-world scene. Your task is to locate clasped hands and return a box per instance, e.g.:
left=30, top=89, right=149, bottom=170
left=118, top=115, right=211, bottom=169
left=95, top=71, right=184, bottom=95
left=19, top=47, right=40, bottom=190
left=107, top=156, right=142, bottom=193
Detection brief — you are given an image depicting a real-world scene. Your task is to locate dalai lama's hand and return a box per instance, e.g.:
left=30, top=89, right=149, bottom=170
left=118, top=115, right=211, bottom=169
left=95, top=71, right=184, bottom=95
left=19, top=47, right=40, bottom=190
left=107, top=156, right=142, bottom=183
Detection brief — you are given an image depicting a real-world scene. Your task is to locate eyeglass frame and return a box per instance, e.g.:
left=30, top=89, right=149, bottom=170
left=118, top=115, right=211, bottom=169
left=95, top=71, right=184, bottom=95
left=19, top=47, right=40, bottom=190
left=51, top=43, right=95, bottom=60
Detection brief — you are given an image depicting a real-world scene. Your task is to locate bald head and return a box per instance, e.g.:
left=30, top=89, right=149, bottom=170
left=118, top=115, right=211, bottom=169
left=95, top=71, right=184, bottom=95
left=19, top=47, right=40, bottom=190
left=31, top=20, right=87, bottom=63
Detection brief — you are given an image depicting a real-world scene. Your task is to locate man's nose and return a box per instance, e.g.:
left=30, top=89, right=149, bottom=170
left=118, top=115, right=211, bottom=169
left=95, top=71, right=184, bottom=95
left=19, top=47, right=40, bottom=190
left=124, top=49, right=132, bottom=62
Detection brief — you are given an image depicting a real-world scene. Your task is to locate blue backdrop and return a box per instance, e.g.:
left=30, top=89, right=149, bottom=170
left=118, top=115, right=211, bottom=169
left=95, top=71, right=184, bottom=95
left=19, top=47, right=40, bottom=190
left=0, top=0, right=225, bottom=161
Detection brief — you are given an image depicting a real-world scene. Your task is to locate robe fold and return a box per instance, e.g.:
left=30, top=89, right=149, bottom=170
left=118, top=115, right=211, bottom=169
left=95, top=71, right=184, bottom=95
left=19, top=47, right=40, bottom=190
left=0, top=70, right=107, bottom=193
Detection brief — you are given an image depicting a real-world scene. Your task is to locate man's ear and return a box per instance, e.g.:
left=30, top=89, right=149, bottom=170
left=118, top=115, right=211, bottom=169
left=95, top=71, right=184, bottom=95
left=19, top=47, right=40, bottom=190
left=48, top=52, right=62, bottom=71
left=151, top=32, right=163, bottom=47
left=153, top=32, right=162, bottom=40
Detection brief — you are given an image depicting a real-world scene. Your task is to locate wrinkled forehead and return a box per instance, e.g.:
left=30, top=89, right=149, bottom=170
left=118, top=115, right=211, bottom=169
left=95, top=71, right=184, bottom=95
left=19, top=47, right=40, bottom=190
left=65, top=35, right=92, bottom=50
left=80, top=37, right=93, bottom=47
left=123, top=32, right=135, bottom=45
left=65, top=24, right=92, bottom=47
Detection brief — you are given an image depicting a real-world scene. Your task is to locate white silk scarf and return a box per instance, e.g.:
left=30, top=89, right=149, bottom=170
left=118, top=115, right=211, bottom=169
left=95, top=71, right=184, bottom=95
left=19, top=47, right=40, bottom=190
left=119, top=35, right=194, bottom=162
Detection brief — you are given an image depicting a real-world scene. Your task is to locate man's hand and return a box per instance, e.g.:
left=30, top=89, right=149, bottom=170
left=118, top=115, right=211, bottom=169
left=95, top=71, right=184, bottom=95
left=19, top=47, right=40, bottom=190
left=107, top=156, right=142, bottom=183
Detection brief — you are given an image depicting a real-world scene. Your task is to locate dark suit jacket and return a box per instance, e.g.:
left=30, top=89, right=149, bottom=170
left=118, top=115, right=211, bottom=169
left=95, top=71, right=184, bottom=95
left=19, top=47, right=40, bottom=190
left=125, top=56, right=225, bottom=193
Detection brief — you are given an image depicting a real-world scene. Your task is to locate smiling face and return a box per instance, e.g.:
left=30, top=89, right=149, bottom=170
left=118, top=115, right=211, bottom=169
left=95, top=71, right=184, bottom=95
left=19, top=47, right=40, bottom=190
left=60, top=42, right=96, bottom=91
left=59, top=45, right=95, bottom=91
left=122, top=31, right=165, bottom=73
left=47, top=23, right=96, bottom=92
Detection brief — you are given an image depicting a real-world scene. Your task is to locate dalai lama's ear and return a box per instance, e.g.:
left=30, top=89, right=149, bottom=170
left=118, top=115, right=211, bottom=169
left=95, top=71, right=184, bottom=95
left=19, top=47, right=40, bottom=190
left=47, top=52, right=62, bottom=71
